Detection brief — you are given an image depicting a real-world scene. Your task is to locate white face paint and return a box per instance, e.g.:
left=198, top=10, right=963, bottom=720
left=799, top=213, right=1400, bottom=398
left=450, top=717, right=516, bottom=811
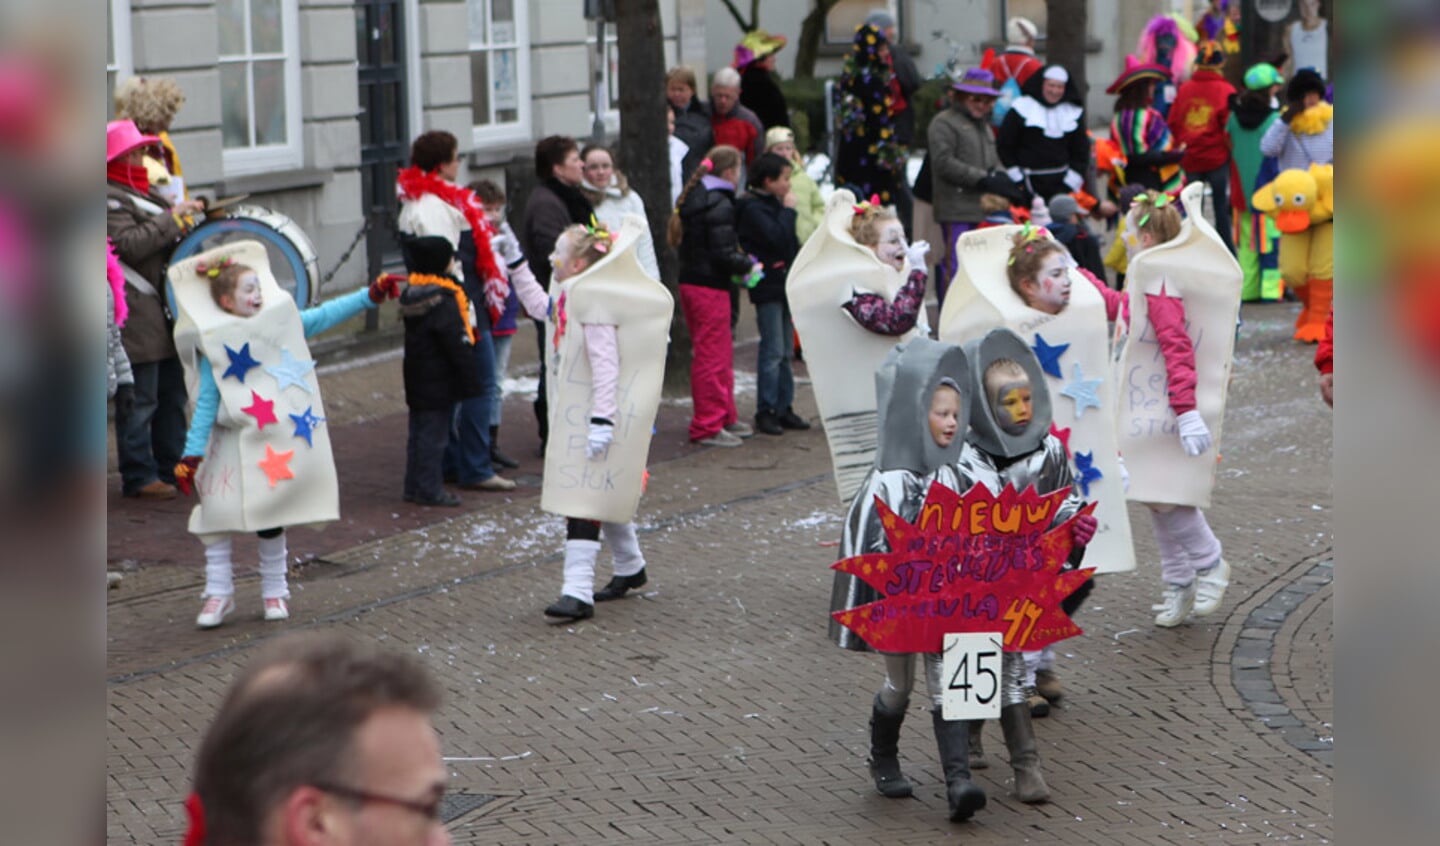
left=874, top=221, right=907, bottom=270
left=228, top=272, right=264, bottom=317
left=1030, top=253, right=1072, bottom=314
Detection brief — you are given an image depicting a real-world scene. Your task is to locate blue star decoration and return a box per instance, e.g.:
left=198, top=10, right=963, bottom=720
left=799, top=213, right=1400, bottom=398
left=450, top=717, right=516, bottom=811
left=266, top=348, right=316, bottom=394
left=222, top=342, right=261, bottom=382
left=1031, top=333, right=1070, bottom=379
left=1059, top=362, right=1103, bottom=418
left=289, top=406, right=325, bottom=447
left=1073, top=451, right=1103, bottom=497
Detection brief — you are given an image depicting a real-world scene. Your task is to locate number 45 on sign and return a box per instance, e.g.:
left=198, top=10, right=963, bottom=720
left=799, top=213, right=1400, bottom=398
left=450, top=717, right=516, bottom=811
left=941, top=632, right=1003, bottom=721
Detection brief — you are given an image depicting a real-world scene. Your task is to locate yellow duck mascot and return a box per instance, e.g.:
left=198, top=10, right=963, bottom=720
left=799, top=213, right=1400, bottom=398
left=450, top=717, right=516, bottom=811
left=1253, top=164, right=1334, bottom=343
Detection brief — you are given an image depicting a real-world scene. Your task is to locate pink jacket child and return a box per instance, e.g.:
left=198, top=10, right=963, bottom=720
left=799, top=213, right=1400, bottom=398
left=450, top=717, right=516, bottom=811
left=509, top=222, right=651, bottom=622
left=1102, top=191, right=1232, bottom=629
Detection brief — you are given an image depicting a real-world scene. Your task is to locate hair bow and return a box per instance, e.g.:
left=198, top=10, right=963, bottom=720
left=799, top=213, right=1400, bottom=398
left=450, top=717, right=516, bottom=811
left=700, top=157, right=714, bottom=171
left=584, top=217, right=614, bottom=254
left=194, top=256, right=235, bottom=279
left=1137, top=193, right=1170, bottom=227
left=851, top=193, right=883, bottom=215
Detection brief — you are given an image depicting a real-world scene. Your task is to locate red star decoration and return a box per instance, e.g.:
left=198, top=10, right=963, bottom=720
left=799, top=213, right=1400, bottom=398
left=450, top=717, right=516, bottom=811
left=1049, top=422, right=1072, bottom=457
left=241, top=391, right=278, bottom=430
left=831, top=481, right=1095, bottom=654
left=257, top=444, right=295, bottom=488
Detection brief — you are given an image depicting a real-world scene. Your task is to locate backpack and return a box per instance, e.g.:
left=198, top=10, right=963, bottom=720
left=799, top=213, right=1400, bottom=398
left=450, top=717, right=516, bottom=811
left=991, top=75, right=1022, bottom=127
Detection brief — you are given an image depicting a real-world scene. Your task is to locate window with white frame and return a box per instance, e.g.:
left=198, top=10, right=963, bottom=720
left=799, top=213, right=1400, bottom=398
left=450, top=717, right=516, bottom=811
left=108, top=0, right=133, bottom=120
left=469, top=0, right=531, bottom=145
left=589, top=21, right=619, bottom=125
left=218, top=0, right=303, bottom=172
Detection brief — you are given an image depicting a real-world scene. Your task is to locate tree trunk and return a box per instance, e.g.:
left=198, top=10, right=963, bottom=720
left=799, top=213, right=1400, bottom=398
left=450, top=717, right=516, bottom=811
left=794, top=0, right=842, bottom=80
left=615, top=0, right=690, bottom=391
left=1045, top=0, right=1088, bottom=100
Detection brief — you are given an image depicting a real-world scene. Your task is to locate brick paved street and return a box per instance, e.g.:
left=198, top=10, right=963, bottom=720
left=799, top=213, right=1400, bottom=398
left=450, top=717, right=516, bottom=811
left=107, top=302, right=1332, bottom=844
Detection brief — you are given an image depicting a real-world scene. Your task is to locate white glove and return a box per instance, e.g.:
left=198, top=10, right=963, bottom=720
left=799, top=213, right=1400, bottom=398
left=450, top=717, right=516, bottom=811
left=1063, top=168, right=1084, bottom=192
left=905, top=240, right=930, bottom=271
left=586, top=420, right=614, bottom=460
left=1117, top=455, right=1130, bottom=493
left=491, top=231, right=524, bottom=266
left=1176, top=410, right=1213, bottom=457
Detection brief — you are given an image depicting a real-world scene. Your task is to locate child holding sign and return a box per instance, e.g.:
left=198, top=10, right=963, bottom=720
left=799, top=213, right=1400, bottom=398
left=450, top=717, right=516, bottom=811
left=957, top=328, right=1097, bottom=804
left=171, top=249, right=400, bottom=628
left=508, top=220, right=673, bottom=621
left=827, top=337, right=987, bottom=821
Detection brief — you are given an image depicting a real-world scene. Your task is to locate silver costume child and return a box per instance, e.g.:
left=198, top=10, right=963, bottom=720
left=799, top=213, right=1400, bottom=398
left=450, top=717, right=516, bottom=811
left=827, top=337, right=988, bottom=822
left=955, top=327, right=1091, bottom=804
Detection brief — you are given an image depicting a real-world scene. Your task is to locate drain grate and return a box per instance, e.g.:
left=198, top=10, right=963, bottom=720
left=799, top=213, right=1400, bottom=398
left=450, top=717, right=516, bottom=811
left=439, top=791, right=499, bottom=824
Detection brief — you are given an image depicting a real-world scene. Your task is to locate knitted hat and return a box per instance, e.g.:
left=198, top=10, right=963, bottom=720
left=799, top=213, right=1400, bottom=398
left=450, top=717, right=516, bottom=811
left=1196, top=40, right=1225, bottom=68
left=734, top=29, right=787, bottom=70
left=1243, top=62, right=1284, bottom=91
left=401, top=235, right=456, bottom=277
left=1106, top=54, right=1171, bottom=95
left=1048, top=194, right=1080, bottom=223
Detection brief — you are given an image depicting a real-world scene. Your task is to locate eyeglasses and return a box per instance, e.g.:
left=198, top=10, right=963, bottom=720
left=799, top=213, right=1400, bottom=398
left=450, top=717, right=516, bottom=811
left=312, top=782, right=444, bottom=822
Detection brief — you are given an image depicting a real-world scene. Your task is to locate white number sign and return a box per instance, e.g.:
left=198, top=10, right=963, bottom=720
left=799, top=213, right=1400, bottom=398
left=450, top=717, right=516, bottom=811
left=940, top=632, right=1004, bottom=721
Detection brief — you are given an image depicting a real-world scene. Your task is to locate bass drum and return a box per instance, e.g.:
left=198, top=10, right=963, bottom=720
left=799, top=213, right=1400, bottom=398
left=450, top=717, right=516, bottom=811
left=170, top=205, right=319, bottom=310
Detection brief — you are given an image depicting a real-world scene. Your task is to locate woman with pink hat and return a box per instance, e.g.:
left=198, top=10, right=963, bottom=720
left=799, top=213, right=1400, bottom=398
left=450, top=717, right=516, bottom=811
left=106, top=119, right=207, bottom=500
left=1107, top=56, right=1187, bottom=194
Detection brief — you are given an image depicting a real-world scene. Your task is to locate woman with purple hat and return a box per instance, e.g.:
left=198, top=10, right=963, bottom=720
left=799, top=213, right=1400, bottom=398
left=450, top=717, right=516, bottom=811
left=106, top=119, right=207, bottom=500
left=926, top=68, right=1025, bottom=306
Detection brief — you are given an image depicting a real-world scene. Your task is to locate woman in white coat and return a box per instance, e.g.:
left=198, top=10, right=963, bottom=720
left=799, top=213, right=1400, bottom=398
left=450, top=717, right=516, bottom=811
left=581, top=145, right=661, bottom=280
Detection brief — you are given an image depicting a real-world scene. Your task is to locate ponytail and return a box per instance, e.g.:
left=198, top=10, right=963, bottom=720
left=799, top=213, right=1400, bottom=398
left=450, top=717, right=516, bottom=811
left=666, top=144, right=744, bottom=248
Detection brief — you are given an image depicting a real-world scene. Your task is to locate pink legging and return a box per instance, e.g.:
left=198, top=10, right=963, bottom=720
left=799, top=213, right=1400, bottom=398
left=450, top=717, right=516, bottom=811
left=1148, top=505, right=1223, bottom=586
left=680, top=283, right=738, bottom=440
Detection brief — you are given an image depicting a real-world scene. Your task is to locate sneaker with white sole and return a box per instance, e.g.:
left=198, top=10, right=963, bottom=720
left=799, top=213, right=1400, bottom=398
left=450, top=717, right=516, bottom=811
left=723, top=421, right=754, bottom=438
left=1152, top=581, right=1197, bottom=627
left=696, top=429, right=743, bottom=447
left=1192, top=558, right=1231, bottom=616
left=196, top=595, right=235, bottom=629
left=263, top=597, right=290, bottom=621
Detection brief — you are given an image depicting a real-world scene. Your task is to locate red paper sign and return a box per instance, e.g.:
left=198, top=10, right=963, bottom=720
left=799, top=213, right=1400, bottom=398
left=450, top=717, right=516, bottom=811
left=831, top=481, right=1096, bottom=653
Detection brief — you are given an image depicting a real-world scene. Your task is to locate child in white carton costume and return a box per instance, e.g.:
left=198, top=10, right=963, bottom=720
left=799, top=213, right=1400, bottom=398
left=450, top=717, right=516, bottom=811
left=506, top=216, right=673, bottom=621
left=787, top=189, right=931, bottom=503
left=169, top=240, right=400, bottom=628
left=1108, top=184, right=1242, bottom=627
left=938, top=222, right=1136, bottom=713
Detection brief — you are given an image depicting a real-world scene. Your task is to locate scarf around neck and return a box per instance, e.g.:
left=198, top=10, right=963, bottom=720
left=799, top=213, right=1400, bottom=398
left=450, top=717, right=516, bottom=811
left=545, top=177, right=597, bottom=225
left=396, top=165, right=507, bottom=322
left=107, top=160, right=150, bottom=197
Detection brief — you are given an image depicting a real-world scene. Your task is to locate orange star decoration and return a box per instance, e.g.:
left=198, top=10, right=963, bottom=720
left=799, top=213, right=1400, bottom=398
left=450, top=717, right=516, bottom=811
left=257, top=444, right=295, bottom=488
left=241, top=390, right=278, bottom=430
left=831, top=481, right=1096, bottom=654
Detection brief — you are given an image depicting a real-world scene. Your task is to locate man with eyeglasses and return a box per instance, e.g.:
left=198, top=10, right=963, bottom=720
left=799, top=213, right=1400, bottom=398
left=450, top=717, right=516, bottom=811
left=185, top=633, right=451, bottom=845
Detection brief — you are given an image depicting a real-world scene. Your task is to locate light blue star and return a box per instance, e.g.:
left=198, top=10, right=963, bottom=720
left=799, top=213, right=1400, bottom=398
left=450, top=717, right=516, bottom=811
left=1031, top=333, right=1070, bottom=379
left=222, top=342, right=261, bottom=382
left=1073, top=451, right=1103, bottom=497
left=265, top=348, right=316, bottom=394
left=1059, top=362, right=1103, bottom=418
left=289, top=406, right=325, bottom=447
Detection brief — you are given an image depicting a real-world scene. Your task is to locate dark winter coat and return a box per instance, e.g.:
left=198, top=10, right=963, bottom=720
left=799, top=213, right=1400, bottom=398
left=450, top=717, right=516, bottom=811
left=672, top=96, right=715, bottom=183
left=106, top=182, right=185, bottom=365
left=677, top=178, right=755, bottom=290
left=735, top=191, right=800, bottom=305
left=520, top=180, right=592, bottom=291
left=928, top=105, right=1001, bottom=222
left=740, top=65, right=790, bottom=130
left=399, top=280, right=483, bottom=411
left=996, top=66, right=1090, bottom=201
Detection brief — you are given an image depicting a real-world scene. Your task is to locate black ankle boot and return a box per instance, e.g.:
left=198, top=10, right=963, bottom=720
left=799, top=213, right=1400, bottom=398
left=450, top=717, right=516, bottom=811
left=932, top=709, right=987, bottom=821
left=594, top=569, right=647, bottom=602
left=489, top=425, right=519, bottom=468
left=543, top=595, right=593, bottom=620
left=868, top=694, right=913, bottom=797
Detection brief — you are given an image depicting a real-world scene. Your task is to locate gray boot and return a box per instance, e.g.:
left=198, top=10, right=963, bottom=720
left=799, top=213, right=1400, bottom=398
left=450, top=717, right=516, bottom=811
left=1000, top=703, right=1050, bottom=803
left=931, top=709, right=987, bottom=821
left=968, top=720, right=989, bottom=769
left=868, top=694, right=913, bottom=797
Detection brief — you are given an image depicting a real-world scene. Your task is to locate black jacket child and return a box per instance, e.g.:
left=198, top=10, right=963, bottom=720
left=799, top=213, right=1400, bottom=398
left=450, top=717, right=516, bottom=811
left=677, top=177, right=756, bottom=290
left=398, top=235, right=483, bottom=411
left=736, top=190, right=800, bottom=306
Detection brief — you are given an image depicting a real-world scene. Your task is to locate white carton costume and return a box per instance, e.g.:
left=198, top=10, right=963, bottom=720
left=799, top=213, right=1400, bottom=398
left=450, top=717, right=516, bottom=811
left=938, top=225, right=1135, bottom=574
left=1113, top=181, right=1242, bottom=508
left=787, top=188, right=924, bottom=502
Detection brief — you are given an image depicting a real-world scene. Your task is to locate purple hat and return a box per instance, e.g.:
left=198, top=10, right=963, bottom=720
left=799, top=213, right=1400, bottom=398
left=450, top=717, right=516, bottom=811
left=951, top=68, right=999, bottom=97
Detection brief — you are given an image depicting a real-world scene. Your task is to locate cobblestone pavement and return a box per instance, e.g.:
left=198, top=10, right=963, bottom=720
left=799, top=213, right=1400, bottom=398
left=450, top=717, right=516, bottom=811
left=107, top=301, right=1332, bottom=844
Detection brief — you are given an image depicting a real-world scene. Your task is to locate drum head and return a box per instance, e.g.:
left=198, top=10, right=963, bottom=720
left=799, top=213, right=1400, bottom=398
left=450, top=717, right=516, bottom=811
left=170, top=204, right=319, bottom=311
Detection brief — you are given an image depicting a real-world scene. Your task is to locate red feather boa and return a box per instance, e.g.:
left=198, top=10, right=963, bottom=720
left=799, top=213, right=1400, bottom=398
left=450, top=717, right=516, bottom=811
left=395, top=166, right=509, bottom=323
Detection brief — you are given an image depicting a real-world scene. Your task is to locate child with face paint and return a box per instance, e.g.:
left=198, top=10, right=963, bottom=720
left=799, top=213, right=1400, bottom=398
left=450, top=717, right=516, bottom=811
left=175, top=259, right=402, bottom=629
left=1007, top=228, right=1075, bottom=315
left=956, top=328, right=1099, bottom=805
left=839, top=201, right=931, bottom=335
left=828, top=337, right=989, bottom=822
